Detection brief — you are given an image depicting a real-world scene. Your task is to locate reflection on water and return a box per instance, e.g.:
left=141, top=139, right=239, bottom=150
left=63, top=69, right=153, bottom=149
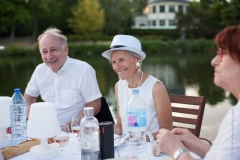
left=0, top=54, right=237, bottom=141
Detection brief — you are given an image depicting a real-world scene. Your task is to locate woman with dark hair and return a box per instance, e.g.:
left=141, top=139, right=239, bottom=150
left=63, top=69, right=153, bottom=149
left=157, top=25, right=240, bottom=160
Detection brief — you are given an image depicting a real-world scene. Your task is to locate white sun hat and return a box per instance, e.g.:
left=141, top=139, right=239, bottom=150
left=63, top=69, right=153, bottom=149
left=101, top=35, right=146, bottom=60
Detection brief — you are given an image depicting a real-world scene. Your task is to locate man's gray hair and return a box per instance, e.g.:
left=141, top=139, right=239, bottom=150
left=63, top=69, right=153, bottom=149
left=37, top=27, right=67, bottom=48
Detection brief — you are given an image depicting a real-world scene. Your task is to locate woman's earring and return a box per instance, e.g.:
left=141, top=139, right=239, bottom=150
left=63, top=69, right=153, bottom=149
left=136, top=62, right=141, bottom=73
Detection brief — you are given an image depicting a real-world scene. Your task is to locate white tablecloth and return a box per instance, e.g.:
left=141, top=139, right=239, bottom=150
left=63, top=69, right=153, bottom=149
left=9, top=134, right=200, bottom=160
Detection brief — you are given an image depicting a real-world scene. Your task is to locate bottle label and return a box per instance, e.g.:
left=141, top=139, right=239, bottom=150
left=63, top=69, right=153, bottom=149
left=127, top=110, right=146, bottom=127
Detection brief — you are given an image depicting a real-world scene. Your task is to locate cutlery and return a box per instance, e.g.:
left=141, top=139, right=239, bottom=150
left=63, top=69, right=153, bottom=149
left=114, top=134, right=126, bottom=140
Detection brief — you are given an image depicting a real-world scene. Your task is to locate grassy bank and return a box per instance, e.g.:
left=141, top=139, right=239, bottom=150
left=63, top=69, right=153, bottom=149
left=0, top=39, right=217, bottom=57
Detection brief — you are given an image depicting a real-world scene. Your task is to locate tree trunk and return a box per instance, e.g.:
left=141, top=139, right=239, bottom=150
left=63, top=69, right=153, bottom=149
left=9, top=21, right=16, bottom=45
left=31, top=4, right=38, bottom=43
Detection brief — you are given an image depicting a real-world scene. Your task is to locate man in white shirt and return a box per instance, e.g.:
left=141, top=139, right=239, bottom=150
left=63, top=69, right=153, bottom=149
left=24, top=27, right=102, bottom=125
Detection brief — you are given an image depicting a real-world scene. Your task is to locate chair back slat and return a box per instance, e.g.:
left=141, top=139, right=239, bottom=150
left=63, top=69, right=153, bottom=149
left=169, top=94, right=204, bottom=105
left=169, top=94, right=206, bottom=137
left=173, top=126, right=195, bottom=134
left=172, top=107, right=199, bottom=114
left=172, top=117, right=197, bottom=124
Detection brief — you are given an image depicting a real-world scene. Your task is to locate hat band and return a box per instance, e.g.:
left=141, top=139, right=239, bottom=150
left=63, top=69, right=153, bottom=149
left=110, top=45, right=126, bottom=49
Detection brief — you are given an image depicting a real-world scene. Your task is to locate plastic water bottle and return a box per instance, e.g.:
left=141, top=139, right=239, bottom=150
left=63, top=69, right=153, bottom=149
left=10, top=88, right=27, bottom=146
left=127, top=89, right=147, bottom=160
left=80, top=107, right=100, bottom=160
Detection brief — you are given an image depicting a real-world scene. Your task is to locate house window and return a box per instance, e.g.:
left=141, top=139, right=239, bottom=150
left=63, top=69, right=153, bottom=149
left=152, top=6, right=156, bottom=13
left=179, top=5, right=183, bottom=12
left=169, top=20, right=175, bottom=26
left=152, top=20, right=156, bottom=26
left=159, top=20, right=165, bottom=26
left=159, top=5, right=165, bottom=12
left=169, top=5, right=175, bottom=12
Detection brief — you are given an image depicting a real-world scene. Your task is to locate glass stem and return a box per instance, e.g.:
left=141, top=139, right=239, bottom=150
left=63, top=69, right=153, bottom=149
left=77, top=138, right=80, bottom=152
left=60, top=147, right=63, bottom=154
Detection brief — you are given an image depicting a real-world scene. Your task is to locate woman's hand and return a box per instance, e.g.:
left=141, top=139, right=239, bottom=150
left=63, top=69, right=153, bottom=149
left=171, top=128, right=210, bottom=158
left=157, top=129, right=185, bottom=157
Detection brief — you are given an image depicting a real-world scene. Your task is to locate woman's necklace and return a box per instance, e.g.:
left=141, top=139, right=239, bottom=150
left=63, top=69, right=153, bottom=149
left=137, top=71, right=143, bottom=88
left=126, top=71, right=143, bottom=101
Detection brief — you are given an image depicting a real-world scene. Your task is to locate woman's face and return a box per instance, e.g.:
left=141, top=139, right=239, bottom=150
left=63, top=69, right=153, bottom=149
left=110, top=50, right=138, bottom=80
left=211, top=50, right=240, bottom=91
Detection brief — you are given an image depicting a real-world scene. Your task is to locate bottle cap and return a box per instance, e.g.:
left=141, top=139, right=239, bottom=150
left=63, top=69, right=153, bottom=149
left=84, top=107, right=94, bottom=116
left=14, top=88, right=21, bottom=93
left=132, top=89, right=139, bottom=94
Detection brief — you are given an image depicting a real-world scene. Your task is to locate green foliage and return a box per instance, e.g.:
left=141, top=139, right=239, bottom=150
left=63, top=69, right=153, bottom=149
left=98, top=0, right=133, bottom=35
left=1, top=0, right=240, bottom=40
left=141, top=39, right=216, bottom=54
left=220, top=0, right=240, bottom=26
left=0, top=0, right=31, bottom=31
left=0, top=45, right=29, bottom=57
left=125, top=29, right=179, bottom=39
left=67, top=34, right=112, bottom=41
left=0, top=0, right=31, bottom=24
left=132, top=0, right=148, bottom=14
left=0, top=40, right=216, bottom=57
left=176, top=0, right=240, bottom=39
left=68, top=0, right=105, bottom=38
left=68, top=44, right=109, bottom=56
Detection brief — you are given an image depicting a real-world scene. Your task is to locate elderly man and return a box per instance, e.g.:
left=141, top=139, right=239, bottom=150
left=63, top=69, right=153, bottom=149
left=24, top=27, right=102, bottom=125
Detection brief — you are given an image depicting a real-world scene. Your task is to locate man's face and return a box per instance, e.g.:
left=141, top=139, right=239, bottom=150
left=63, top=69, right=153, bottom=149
left=39, top=34, right=68, bottom=73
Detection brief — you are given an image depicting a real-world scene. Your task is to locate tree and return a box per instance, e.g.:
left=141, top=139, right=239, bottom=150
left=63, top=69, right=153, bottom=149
left=98, top=0, right=133, bottom=35
left=175, top=1, right=205, bottom=38
left=0, top=0, right=31, bottom=44
left=132, top=0, right=148, bottom=15
left=24, top=0, right=61, bottom=43
left=68, top=0, right=105, bottom=39
left=220, top=0, right=240, bottom=26
left=175, top=1, right=235, bottom=39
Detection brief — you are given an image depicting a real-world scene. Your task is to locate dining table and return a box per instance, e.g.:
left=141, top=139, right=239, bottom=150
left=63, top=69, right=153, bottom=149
left=6, top=133, right=201, bottom=160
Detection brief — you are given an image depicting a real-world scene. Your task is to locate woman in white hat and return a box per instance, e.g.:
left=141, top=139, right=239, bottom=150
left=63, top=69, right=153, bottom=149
left=102, top=35, right=173, bottom=140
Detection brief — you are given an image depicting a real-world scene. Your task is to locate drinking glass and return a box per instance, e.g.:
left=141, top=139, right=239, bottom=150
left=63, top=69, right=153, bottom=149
left=71, top=116, right=84, bottom=155
left=117, top=142, right=137, bottom=159
left=54, top=124, right=70, bottom=155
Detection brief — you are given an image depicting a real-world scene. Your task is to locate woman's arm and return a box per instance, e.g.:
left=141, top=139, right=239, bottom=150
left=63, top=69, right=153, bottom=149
left=172, top=128, right=210, bottom=158
left=151, top=81, right=173, bottom=140
left=113, top=82, right=123, bottom=135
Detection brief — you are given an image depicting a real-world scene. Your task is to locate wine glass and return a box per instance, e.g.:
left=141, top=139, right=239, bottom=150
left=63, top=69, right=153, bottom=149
left=71, top=115, right=84, bottom=155
left=54, top=124, right=70, bottom=155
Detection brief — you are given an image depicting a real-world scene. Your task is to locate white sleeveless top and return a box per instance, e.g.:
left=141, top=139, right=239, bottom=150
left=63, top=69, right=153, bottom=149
left=118, top=75, right=160, bottom=134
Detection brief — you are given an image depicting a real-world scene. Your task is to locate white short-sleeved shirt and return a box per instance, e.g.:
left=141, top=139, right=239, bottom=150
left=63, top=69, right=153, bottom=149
left=25, top=56, right=102, bottom=124
left=204, top=100, right=240, bottom=160
left=118, top=75, right=160, bottom=135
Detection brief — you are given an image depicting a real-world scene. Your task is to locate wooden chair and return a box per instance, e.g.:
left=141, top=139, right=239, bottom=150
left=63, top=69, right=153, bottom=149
left=169, top=94, right=212, bottom=145
left=169, top=94, right=206, bottom=138
left=95, top=97, right=115, bottom=124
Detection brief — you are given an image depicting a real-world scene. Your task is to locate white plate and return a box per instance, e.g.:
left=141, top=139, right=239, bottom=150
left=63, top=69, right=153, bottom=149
left=114, top=134, right=125, bottom=147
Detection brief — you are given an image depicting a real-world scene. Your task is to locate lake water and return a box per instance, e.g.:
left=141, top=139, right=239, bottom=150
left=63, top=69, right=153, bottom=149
left=0, top=54, right=236, bottom=142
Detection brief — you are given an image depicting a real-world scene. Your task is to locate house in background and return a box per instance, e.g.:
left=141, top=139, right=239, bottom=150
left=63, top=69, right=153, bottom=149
left=133, top=0, right=190, bottom=29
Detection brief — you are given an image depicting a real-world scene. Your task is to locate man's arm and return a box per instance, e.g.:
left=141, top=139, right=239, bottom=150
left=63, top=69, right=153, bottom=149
left=78, top=98, right=101, bottom=116
left=24, top=93, right=37, bottom=118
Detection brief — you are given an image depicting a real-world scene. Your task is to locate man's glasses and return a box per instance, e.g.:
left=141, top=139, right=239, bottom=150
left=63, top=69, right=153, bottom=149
left=217, top=48, right=226, bottom=62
